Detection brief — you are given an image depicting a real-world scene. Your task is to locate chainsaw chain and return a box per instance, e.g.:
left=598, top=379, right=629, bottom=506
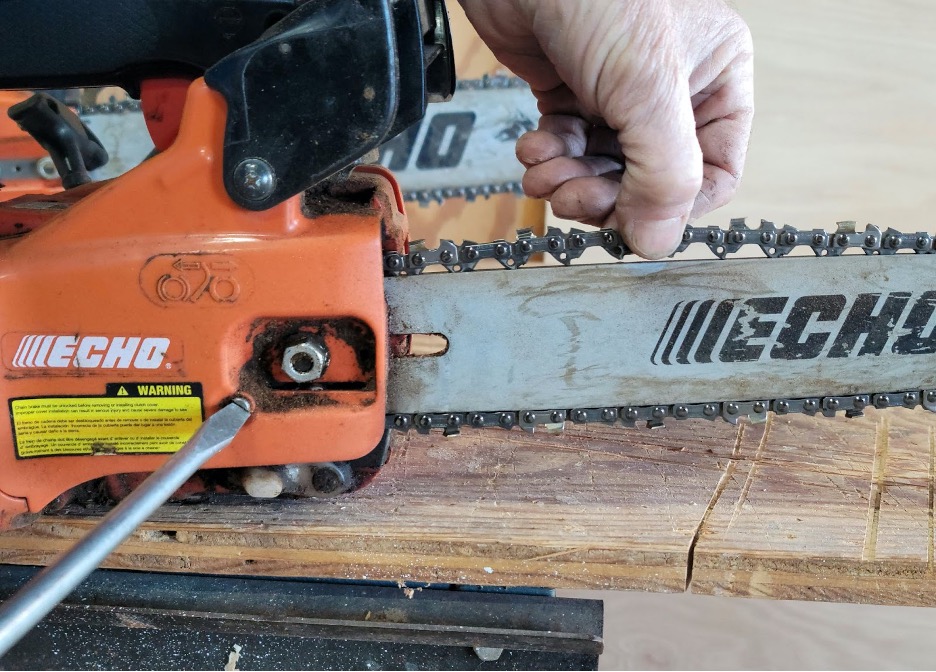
left=384, top=218, right=936, bottom=276
left=76, top=99, right=143, bottom=116
left=386, top=217, right=936, bottom=434
left=401, top=75, right=530, bottom=205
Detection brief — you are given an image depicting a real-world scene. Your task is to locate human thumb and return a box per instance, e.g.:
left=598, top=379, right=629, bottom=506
left=608, top=48, right=702, bottom=259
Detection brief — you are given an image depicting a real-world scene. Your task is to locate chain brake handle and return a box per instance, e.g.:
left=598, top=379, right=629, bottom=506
left=7, top=94, right=108, bottom=189
left=204, top=0, right=455, bottom=211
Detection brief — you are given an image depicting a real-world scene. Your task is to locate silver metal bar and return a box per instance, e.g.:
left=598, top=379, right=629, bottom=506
left=0, top=397, right=252, bottom=659
left=385, top=255, right=936, bottom=413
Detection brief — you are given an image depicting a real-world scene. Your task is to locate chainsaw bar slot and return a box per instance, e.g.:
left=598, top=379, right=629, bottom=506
left=400, top=333, right=449, bottom=357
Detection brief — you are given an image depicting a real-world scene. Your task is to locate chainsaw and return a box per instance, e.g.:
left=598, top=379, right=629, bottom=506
left=0, top=77, right=538, bottom=206
left=1, top=0, right=936, bottom=529
left=2, top=0, right=936, bottom=652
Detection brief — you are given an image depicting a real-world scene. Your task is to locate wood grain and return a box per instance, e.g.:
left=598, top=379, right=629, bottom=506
left=3, top=408, right=936, bottom=607
left=0, top=420, right=739, bottom=592
left=691, top=409, right=936, bottom=605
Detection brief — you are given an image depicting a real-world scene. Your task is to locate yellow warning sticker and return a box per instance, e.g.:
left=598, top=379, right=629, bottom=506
left=10, top=383, right=203, bottom=459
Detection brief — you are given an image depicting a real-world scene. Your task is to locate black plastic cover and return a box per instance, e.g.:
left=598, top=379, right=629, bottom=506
left=0, top=0, right=297, bottom=94
left=206, top=0, right=455, bottom=210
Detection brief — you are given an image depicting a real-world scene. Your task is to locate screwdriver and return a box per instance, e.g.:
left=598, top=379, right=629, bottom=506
left=0, top=397, right=253, bottom=658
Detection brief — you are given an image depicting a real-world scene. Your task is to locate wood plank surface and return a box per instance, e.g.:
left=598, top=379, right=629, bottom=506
left=2, top=408, right=936, bottom=607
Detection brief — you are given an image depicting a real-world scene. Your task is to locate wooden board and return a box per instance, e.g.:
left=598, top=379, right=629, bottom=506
left=1, top=407, right=935, bottom=607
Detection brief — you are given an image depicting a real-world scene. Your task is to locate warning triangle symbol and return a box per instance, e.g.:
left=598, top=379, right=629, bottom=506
left=116, top=386, right=129, bottom=396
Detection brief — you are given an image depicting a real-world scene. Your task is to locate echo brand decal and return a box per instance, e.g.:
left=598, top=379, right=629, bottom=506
left=4, top=335, right=181, bottom=373
left=652, top=292, right=936, bottom=365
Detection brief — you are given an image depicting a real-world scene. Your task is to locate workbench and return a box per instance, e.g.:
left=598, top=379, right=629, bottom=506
left=1, top=407, right=933, bottom=608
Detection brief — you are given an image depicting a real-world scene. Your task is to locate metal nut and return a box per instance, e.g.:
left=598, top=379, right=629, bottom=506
left=35, top=156, right=58, bottom=180
left=282, top=338, right=329, bottom=383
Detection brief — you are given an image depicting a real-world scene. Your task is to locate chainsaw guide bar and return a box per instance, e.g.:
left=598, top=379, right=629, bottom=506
left=385, top=219, right=936, bottom=435
left=61, top=94, right=936, bottom=439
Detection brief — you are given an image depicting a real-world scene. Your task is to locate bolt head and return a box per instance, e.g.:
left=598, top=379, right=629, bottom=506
left=233, top=158, right=276, bottom=201
left=310, top=463, right=351, bottom=496
left=282, top=338, right=329, bottom=383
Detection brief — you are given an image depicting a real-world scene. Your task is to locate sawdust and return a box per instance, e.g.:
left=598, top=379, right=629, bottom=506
left=302, top=173, right=379, bottom=218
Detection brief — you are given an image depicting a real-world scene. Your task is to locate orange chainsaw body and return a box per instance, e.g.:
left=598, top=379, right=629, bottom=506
left=0, top=80, right=401, bottom=527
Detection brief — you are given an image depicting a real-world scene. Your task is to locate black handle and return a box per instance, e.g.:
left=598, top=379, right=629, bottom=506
left=8, top=94, right=109, bottom=189
left=0, top=0, right=297, bottom=95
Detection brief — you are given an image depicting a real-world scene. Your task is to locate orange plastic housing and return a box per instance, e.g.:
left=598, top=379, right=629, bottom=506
left=0, top=80, right=397, bottom=525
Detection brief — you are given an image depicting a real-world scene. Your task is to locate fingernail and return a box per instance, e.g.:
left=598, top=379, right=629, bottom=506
left=622, top=217, right=687, bottom=260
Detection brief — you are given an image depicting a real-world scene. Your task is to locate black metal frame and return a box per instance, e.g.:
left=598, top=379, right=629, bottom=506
left=0, top=565, right=603, bottom=670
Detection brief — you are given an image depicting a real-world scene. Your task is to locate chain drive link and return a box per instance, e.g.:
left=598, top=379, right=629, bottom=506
left=76, top=99, right=143, bottom=116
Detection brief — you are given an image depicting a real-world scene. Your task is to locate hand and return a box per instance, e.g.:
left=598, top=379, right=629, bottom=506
left=458, top=0, right=754, bottom=259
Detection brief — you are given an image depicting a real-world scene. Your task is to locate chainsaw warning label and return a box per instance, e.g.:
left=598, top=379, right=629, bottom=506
left=9, top=383, right=203, bottom=459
